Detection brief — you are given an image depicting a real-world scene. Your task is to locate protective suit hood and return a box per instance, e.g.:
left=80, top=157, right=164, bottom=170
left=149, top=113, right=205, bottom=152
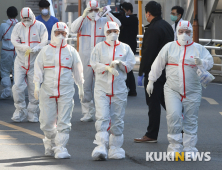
left=176, top=20, right=193, bottom=46
left=87, top=0, right=100, bottom=21
left=20, top=7, right=36, bottom=27
left=104, top=21, right=120, bottom=46
left=50, top=22, right=69, bottom=47
left=87, top=0, right=100, bottom=8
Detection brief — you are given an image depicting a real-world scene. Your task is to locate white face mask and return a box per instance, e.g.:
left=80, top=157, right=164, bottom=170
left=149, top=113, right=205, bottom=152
left=88, top=11, right=97, bottom=20
left=106, top=32, right=118, bottom=44
left=23, top=20, right=32, bottom=27
left=54, top=34, right=65, bottom=46
left=42, top=9, right=49, bottom=16
left=177, top=33, right=192, bottom=46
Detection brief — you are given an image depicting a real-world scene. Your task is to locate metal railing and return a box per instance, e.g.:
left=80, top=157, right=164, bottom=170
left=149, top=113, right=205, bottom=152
left=67, top=33, right=77, bottom=47
left=136, top=35, right=222, bottom=70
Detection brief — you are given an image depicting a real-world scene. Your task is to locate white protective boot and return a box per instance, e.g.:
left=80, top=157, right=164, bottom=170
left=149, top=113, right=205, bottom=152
left=167, top=133, right=183, bottom=158
left=27, top=102, right=39, bottom=122
left=43, top=137, right=55, bottom=156
left=80, top=100, right=94, bottom=122
left=183, top=133, right=198, bottom=159
left=108, top=134, right=125, bottom=159
left=53, top=133, right=71, bottom=159
left=92, top=131, right=109, bottom=161
left=11, top=101, right=28, bottom=122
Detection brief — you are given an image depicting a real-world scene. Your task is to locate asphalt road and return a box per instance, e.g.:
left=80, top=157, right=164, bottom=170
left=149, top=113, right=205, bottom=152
left=0, top=74, right=222, bottom=170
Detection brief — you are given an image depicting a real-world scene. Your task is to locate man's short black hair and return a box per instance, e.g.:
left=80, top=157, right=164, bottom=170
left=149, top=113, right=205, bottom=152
left=123, top=2, right=133, bottom=13
left=145, top=1, right=161, bottom=17
left=39, top=0, right=50, bottom=8
left=7, top=6, right=18, bottom=18
left=171, top=6, right=184, bottom=18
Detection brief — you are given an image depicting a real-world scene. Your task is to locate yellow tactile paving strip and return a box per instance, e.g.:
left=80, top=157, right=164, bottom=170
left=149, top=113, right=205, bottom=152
left=0, top=120, right=44, bottom=139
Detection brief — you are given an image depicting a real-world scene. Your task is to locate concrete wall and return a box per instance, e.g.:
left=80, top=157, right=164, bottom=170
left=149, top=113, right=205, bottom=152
left=0, top=0, right=26, bottom=68
left=0, top=0, right=25, bottom=25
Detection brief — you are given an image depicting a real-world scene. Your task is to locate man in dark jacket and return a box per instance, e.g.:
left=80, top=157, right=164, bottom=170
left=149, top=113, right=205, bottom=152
left=118, top=2, right=138, bottom=96
left=134, top=1, right=174, bottom=143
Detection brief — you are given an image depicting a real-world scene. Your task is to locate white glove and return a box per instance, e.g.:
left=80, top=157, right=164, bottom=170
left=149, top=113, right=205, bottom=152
left=34, top=82, right=40, bottom=100
left=146, top=80, right=154, bottom=97
left=78, top=85, right=84, bottom=100
left=105, top=66, right=119, bottom=76
left=24, top=47, right=32, bottom=57
left=194, top=56, right=202, bottom=66
left=82, top=7, right=91, bottom=18
left=32, top=46, right=40, bottom=53
left=110, top=60, right=120, bottom=68
left=118, top=62, right=126, bottom=72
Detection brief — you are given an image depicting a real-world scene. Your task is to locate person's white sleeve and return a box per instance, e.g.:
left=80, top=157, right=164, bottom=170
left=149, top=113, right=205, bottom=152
left=33, top=47, right=45, bottom=84
left=90, top=45, right=107, bottom=73
left=11, top=24, right=30, bottom=52
left=200, top=46, right=214, bottom=71
left=119, top=45, right=136, bottom=73
left=71, top=16, right=85, bottom=33
left=106, top=12, right=121, bottom=27
left=71, top=48, right=84, bottom=86
left=32, top=24, right=48, bottom=52
left=0, top=24, right=4, bottom=41
left=148, top=44, right=169, bottom=82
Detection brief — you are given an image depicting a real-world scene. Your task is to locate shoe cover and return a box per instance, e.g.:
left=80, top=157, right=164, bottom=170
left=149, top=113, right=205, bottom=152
left=43, top=137, right=55, bottom=156
left=11, top=108, right=28, bottom=122
left=183, top=133, right=198, bottom=153
left=0, top=77, right=12, bottom=99
left=92, top=131, right=109, bottom=161
left=92, top=145, right=108, bottom=161
left=167, top=134, right=183, bottom=154
left=53, top=133, right=71, bottom=159
left=108, top=134, right=125, bottom=159
left=0, top=88, right=12, bottom=99
left=27, top=103, right=39, bottom=122
left=80, top=113, right=93, bottom=122
left=54, top=147, right=71, bottom=159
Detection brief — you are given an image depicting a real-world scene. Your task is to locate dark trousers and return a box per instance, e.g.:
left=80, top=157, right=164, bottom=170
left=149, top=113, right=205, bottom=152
left=126, top=70, right=136, bottom=94
left=144, top=76, right=166, bottom=140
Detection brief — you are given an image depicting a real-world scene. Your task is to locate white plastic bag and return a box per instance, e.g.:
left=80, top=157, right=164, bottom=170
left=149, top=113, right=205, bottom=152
left=196, top=67, right=215, bottom=88
left=95, top=6, right=111, bottom=21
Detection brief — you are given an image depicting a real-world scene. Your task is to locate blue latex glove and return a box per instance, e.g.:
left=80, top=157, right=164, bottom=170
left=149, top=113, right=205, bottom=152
left=138, top=75, right=144, bottom=86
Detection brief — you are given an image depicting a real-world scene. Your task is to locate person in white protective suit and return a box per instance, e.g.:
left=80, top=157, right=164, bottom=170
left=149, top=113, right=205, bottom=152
left=146, top=20, right=214, bottom=158
left=34, top=22, right=84, bottom=159
left=11, top=7, right=48, bottom=122
left=90, top=21, right=136, bottom=160
left=0, top=6, right=18, bottom=99
left=71, top=0, right=121, bottom=122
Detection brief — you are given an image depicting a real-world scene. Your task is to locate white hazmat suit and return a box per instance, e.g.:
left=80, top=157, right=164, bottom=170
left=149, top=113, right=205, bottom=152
left=147, top=21, right=214, bottom=156
left=34, top=22, right=84, bottom=159
left=90, top=21, right=136, bottom=160
left=11, top=7, right=48, bottom=122
left=71, top=0, right=121, bottom=122
left=0, top=19, right=18, bottom=99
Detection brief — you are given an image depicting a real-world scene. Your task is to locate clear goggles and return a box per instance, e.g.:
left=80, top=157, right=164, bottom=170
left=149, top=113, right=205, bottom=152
left=178, top=29, right=191, bottom=35
left=54, top=30, right=67, bottom=37
left=106, top=29, right=119, bottom=35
